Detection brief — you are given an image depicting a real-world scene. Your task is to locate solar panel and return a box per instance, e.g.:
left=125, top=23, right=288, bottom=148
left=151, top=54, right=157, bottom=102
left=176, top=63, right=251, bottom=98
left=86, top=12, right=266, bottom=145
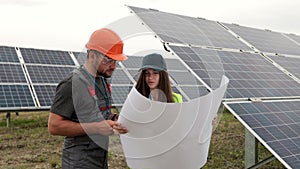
left=0, top=84, right=35, bottom=109
left=26, top=65, right=74, bottom=83
left=168, top=71, right=201, bottom=85
left=179, top=86, right=209, bottom=99
left=164, top=59, right=188, bottom=71
left=284, top=33, right=300, bottom=45
left=33, top=85, right=57, bottom=107
left=267, top=55, right=300, bottom=80
left=72, top=51, right=86, bottom=65
left=0, top=46, right=19, bottom=63
left=126, top=69, right=139, bottom=82
left=224, top=23, right=300, bottom=56
left=170, top=86, right=188, bottom=101
left=0, top=64, right=27, bottom=83
left=224, top=100, right=300, bottom=169
left=111, top=86, right=132, bottom=105
left=129, top=6, right=252, bottom=51
left=169, top=45, right=300, bottom=99
left=122, top=55, right=143, bottom=68
left=20, top=48, right=75, bottom=65
left=109, top=69, right=134, bottom=85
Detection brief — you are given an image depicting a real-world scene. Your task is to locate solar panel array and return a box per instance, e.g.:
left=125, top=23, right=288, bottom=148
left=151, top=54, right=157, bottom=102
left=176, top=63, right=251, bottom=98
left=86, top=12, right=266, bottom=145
left=128, top=6, right=252, bottom=51
left=0, top=46, right=36, bottom=110
left=224, top=23, right=300, bottom=56
left=0, top=46, right=77, bottom=111
left=1, top=48, right=208, bottom=110
left=128, top=5, right=300, bottom=168
left=19, top=48, right=77, bottom=108
left=169, top=45, right=300, bottom=99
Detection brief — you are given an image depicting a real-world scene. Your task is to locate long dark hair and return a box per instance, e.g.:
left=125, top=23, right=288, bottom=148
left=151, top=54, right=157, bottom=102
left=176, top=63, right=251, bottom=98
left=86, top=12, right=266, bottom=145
left=135, top=70, right=174, bottom=103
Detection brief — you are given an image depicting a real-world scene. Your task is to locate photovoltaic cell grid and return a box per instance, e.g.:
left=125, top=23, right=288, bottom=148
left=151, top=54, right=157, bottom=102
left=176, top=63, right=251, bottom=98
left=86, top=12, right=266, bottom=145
left=72, top=51, right=86, bottom=65
left=169, top=45, right=300, bottom=99
left=109, top=69, right=133, bottom=85
left=168, top=71, right=210, bottom=98
left=129, top=6, right=252, bottom=51
left=285, top=33, right=300, bottom=45
left=26, top=65, right=74, bottom=83
left=225, top=101, right=300, bottom=169
left=34, top=85, right=57, bottom=107
left=0, top=46, right=79, bottom=110
left=111, top=86, right=132, bottom=105
left=0, top=64, right=27, bottom=83
left=267, top=55, right=300, bottom=80
left=0, top=46, right=37, bottom=110
left=20, top=47, right=77, bottom=108
left=0, top=46, right=19, bottom=63
left=0, top=84, right=35, bottom=108
left=224, top=23, right=300, bottom=56
left=20, top=48, right=75, bottom=65
left=108, top=68, right=134, bottom=105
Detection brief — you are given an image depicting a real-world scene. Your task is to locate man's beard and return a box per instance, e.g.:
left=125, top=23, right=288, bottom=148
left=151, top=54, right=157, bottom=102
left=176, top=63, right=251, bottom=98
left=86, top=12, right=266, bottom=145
left=97, top=70, right=113, bottom=78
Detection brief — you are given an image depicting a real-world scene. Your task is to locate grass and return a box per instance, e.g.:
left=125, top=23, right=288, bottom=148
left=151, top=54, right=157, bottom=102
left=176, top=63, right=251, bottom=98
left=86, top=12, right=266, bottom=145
left=0, top=110, right=285, bottom=169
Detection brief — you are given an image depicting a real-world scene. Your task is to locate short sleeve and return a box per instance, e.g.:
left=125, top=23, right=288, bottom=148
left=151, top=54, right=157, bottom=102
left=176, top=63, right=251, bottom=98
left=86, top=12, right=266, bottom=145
left=50, top=75, right=75, bottom=119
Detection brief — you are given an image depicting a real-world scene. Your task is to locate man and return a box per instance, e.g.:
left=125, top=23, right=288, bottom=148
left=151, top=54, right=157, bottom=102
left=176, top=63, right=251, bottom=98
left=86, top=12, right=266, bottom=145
left=48, top=28, right=128, bottom=169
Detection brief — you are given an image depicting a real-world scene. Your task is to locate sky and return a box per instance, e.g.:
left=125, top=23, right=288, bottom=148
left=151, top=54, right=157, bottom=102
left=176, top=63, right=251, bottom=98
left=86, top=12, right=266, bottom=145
left=1, top=0, right=300, bottom=54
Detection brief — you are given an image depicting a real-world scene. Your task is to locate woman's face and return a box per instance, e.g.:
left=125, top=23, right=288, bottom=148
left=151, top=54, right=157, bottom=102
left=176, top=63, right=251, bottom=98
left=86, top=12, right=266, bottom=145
left=144, top=69, right=160, bottom=90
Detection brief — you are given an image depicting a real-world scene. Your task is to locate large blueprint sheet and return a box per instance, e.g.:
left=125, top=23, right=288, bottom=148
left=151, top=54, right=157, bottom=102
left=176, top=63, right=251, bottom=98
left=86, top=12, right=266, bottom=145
left=118, top=76, right=229, bottom=169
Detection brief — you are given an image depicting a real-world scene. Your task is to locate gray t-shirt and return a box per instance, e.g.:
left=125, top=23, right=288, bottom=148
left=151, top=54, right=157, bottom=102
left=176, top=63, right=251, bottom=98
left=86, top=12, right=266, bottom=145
left=50, top=66, right=113, bottom=169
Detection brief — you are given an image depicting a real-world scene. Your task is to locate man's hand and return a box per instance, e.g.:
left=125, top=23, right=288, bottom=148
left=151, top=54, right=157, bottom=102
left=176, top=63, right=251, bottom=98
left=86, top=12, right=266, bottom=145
left=93, top=120, right=128, bottom=135
left=112, top=122, right=128, bottom=134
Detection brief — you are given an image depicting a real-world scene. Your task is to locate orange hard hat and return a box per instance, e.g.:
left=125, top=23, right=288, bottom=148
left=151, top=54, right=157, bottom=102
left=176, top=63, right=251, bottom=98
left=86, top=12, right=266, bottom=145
left=85, top=28, right=127, bottom=61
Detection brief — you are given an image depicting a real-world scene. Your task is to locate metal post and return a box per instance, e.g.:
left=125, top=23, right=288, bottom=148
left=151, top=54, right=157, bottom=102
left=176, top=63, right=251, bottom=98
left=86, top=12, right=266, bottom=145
left=6, top=112, right=11, bottom=128
left=245, top=129, right=258, bottom=168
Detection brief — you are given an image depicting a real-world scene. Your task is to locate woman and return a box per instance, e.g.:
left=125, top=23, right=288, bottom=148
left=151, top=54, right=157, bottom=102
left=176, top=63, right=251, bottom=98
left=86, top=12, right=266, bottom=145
left=135, top=53, right=182, bottom=103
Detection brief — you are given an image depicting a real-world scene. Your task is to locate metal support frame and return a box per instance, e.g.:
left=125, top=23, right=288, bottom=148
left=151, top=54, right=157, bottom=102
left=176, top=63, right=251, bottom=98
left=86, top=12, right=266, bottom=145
left=245, top=129, right=258, bottom=168
left=245, top=128, right=276, bottom=169
left=4, top=112, right=18, bottom=128
left=6, top=112, right=11, bottom=128
left=247, top=155, right=276, bottom=169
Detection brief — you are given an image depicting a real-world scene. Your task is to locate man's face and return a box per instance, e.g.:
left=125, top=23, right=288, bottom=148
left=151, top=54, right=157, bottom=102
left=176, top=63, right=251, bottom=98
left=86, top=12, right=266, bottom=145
left=93, top=51, right=117, bottom=78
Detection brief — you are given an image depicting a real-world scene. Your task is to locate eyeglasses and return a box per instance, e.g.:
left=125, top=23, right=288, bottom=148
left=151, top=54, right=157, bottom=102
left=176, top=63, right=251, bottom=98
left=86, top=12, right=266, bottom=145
left=94, top=51, right=117, bottom=65
left=101, top=55, right=117, bottom=65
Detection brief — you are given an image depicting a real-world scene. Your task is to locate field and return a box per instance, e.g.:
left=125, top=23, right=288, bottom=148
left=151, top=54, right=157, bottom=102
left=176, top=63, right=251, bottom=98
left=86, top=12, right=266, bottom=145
left=0, top=111, right=285, bottom=169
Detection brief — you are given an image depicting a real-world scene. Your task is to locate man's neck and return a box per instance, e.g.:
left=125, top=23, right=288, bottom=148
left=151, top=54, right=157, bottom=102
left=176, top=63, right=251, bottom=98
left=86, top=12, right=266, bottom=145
left=83, top=63, right=97, bottom=77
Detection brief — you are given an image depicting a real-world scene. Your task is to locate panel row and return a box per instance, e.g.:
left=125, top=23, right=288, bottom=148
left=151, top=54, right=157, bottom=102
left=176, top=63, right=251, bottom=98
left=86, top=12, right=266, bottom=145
left=0, top=47, right=209, bottom=110
left=225, top=100, right=300, bottom=169
left=129, top=6, right=300, bottom=56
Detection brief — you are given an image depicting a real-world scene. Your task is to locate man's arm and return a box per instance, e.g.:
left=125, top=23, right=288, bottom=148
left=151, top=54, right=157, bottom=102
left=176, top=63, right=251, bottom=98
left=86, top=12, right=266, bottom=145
left=48, top=112, right=118, bottom=136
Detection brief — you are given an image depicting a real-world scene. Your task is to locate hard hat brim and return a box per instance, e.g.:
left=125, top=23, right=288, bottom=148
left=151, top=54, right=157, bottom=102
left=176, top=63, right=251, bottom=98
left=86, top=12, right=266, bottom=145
left=106, top=53, right=128, bottom=61
left=138, top=65, right=165, bottom=72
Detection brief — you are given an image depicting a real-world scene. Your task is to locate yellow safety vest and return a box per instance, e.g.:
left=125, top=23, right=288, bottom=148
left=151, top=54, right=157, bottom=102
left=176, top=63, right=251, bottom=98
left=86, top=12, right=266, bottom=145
left=172, top=92, right=183, bottom=103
